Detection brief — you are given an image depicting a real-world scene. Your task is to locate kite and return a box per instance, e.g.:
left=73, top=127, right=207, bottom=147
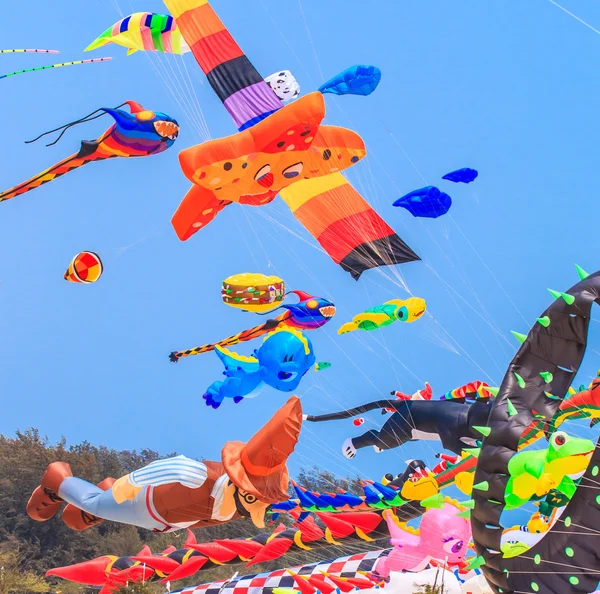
left=392, top=382, right=433, bottom=401
left=222, top=273, right=285, bottom=312
left=265, top=70, right=300, bottom=102
left=64, top=251, right=103, bottom=284
left=85, top=12, right=190, bottom=55
left=318, top=65, right=382, bottom=97
left=306, top=381, right=494, bottom=458
left=393, top=186, right=452, bottom=219
left=0, top=49, right=59, bottom=54
left=169, top=291, right=334, bottom=361
left=337, top=297, right=426, bottom=334
left=202, top=328, right=315, bottom=409
left=0, top=57, right=111, bottom=80
left=371, top=503, right=471, bottom=579
left=27, top=397, right=302, bottom=532
left=163, top=0, right=420, bottom=280
left=500, top=509, right=560, bottom=559
left=469, top=265, right=600, bottom=594
left=504, top=432, right=593, bottom=510
left=48, top=543, right=388, bottom=590
left=0, top=100, right=178, bottom=203
left=442, top=168, right=478, bottom=184
left=315, top=361, right=331, bottom=372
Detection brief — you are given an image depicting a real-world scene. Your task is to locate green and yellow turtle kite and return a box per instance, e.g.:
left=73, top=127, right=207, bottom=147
left=337, top=297, right=427, bottom=335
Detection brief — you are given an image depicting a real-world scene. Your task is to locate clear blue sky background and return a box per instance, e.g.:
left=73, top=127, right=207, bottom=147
left=2, top=0, right=600, bottom=502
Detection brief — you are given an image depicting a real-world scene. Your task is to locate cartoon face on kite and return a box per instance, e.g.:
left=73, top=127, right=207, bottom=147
left=178, top=93, right=364, bottom=206
left=374, top=503, right=471, bottom=576
left=103, top=101, right=179, bottom=155
left=278, top=290, right=336, bottom=330
left=505, top=432, right=594, bottom=510
left=400, top=471, right=440, bottom=502
left=202, top=328, right=315, bottom=408
left=500, top=511, right=557, bottom=559
left=257, top=328, right=315, bottom=391
left=265, top=70, right=300, bottom=102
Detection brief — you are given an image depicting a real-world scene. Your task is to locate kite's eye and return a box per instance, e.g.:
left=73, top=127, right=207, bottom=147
left=306, top=299, right=318, bottom=309
left=136, top=110, right=156, bottom=121
left=553, top=432, right=567, bottom=447
left=283, top=162, right=303, bottom=179
left=254, top=165, right=274, bottom=188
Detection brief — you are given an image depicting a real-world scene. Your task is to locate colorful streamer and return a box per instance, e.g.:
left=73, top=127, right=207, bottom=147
left=0, top=57, right=111, bottom=80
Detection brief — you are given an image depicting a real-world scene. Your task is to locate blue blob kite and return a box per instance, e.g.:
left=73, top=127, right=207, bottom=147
left=393, top=186, right=452, bottom=219
left=202, top=328, right=315, bottom=409
left=318, top=65, right=382, bottom=97
left=442, top=167, right=478, bottom=184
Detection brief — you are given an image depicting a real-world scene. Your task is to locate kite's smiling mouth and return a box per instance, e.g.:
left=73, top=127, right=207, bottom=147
left=319, top=306, right=336, bottom=318
left=154, top=120, right=179, bottom=140
left=414, top=309, right=425, bottom=318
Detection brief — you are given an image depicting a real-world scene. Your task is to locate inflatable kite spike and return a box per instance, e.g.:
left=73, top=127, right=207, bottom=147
left=45, top=555, right=118, bottom=586
left=158, top=556, right=208, bottom=583
left=129, top=555, right=179, bottom=573
left=289, top=290, right=312, bottom=302
left=136, top=544, right=151, bottom=556
left=184, top=528, right=197, bottom=547
left=124, top=100, right=145, bottom=114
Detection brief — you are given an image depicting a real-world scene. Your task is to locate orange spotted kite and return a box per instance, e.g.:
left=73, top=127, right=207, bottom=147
left=164, top=0, right=420, bottom=279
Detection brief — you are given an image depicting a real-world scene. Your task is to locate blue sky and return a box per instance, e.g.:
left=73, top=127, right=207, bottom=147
left=2, top=0, right=600, bottom=496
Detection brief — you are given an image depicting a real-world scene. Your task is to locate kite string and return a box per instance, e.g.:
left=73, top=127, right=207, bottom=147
left=547, top=0, right=600, bottom=36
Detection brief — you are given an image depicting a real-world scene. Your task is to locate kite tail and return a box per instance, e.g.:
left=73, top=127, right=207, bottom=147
left=305, top=400, right=402, bottom=422
left=169, top=316, right=287, bottom=362
left=84, top=31, right=112, bottom=52
left=0, top=141, right=105, bottom=203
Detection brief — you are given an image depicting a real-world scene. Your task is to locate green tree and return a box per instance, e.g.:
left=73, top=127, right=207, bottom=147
left=0, top=428, right=377, bottom=591
left=0, top=548, right=49, bottom=594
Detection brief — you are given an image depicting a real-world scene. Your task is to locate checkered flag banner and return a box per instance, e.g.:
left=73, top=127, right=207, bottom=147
left=175, top=549, right=390, bottom=594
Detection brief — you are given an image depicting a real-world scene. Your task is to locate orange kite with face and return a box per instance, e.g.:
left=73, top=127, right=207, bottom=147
left=172, top=92, right=365, bottom=239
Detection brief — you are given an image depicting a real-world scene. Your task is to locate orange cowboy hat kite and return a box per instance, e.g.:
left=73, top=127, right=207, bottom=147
left=222, top=395, right=302, bottom=503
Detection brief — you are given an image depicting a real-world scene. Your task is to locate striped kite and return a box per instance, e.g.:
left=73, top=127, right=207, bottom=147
left=64, top=252, right=103, bottom=284
left=0, top=101, right=178, bottom=203
left=85, top=12, right=189, bottom=56
left=164, top=0, right=420, bottom=279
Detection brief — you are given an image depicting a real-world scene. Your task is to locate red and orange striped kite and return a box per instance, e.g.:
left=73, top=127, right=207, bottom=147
left=165, top=0, right=419, bottom=279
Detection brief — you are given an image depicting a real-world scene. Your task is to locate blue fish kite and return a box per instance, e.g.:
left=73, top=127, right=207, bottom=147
left=319, top=65, right=382, bottom=97
left=442, top=168, right=478, bottom=184
left=393, top=186, right=452, bottom=219
left=202, top=328, right=315, bottom=409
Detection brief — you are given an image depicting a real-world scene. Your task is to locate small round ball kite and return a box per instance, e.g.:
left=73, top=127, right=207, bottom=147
left=64, top=252, right=103, bottom=284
